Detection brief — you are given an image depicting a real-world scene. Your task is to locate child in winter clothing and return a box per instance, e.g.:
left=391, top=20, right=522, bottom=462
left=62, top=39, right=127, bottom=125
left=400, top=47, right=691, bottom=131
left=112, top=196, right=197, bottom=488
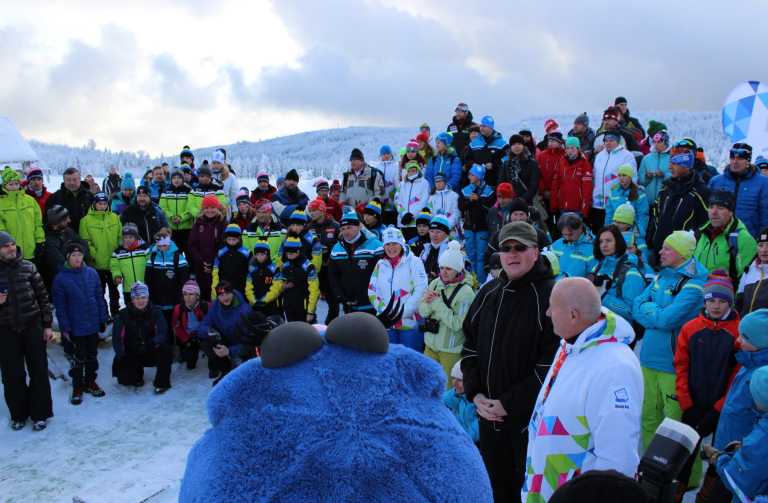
left=425, top=132, right=462, bottom=193
left=276, top=210, right=322, bottom=272
left=79, top=191, right=122, bottom=319
left=110, top=222, right=151, bottom=307
left=110, top=173, right=135, bottom=216
left=51, top=244, right=108, bottom=404
left=245, top=238, right=282, bottom=317
left=188, top=194, right=228, bottom=302
left=249, top=171, right=277, bottom=207
left=265, top=234, right=320, bottom=323
left=419, top=240, right=475, bottom=386
left=362, top=199, right=387, bottom=240
left=604, top=164, right=649, bottom=233
left=230, top=189, right=257, bottom=230
left=212, top=224, right=252, bottom=299
left=673, top=270, right=741, bottom=497
left=736, top=226, right=768, bottom=315
left=375, top=146, right=401, bottom=226
left=171, top=280, right=211, bottom=370
left=145, top=228, right=190, bottom=330
left=426, top=173, right=460, bottom=236
left=243, top=199, right=286, bottom=263
left=443, top=360, right=479, bottom=443
left=0, top=167, right=44, bottom=262
left=458, top=164, right=495, bottom=283
left=396, top=161, right=431, bottom=242
left=159, top=169, right=193, bottom=256
left=407, top=209, right=432, bottom=258
left=313, top=179, right=342, bottom=223
left=186, top=166, right=228, bottom=219
left=611, top=203, right=649, bottom=265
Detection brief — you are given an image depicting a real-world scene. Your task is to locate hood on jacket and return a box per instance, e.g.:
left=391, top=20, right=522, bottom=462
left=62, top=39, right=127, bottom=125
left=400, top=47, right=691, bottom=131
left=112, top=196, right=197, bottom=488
left=735, top=346, right=768, bottom=369
left=565, top=308, right=635, bottom=354
left=149, top=241, right=179, bottom=256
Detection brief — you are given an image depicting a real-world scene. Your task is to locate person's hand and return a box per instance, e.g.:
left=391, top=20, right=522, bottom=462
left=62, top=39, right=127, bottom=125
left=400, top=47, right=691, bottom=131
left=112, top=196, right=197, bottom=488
left=0, top=292, right=7, bottom=305
left=43, top=328, right=53, bottom=342
left=100, top=322, right=107, bottom=333
left=484, top=162, right=493, bottom=171
left=115, top=276, right=123, bottom=285
left=203, top=262, right=212, bottom=273
left=473, top=394, right=505, bottom=422
left=252, top=301, right=266, bottom=309
left=645, top=170, right=653, bottom=179
left=423, top=290, right=439, bottom=305
left=213, top=344, right=230, bottom=357
left=172, top=216, right=181, bottom=224
left=306, top=313, right=315, bottom=323
left=655, top=170, right=664, bottom=178
left=400, top=213, right=414, bottom=226
left=469, top=193, right=479, bottom=201
left=681, top=405, right=705, bottom=427
left=541, top=190, right=551, bottom=199
left=282, top=282, right=294, bottom=290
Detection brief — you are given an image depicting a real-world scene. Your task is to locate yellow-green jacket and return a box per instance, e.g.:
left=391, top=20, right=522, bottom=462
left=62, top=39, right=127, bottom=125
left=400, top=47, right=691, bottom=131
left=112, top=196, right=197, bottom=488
left=0, top=189, right=44, bottom=259
left=79, top=209, right=122, bottom=270
left=159, top=184, right=194, bottom=230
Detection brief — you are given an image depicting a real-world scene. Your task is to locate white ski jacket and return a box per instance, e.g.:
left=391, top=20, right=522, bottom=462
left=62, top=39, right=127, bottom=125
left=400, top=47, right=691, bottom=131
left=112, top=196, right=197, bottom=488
left=427, top=189, right=460, bottom=236
left=591, top=146, right=637, bottom=210
left=368, top=248, right=428, bottom=330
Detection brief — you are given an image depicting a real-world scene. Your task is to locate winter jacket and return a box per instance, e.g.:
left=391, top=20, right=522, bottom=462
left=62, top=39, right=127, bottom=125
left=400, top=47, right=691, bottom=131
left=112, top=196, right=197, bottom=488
left=0, top=188, right=44, bottom=260
left=159, top=183, right=194, bottom=231
left=0, top=249, right=53, bottom=331
left=632, top=256, right=709, bottom=374
left=567, top=127, right=597, bottom=158
left=340, top=165, right=385, bottom=208
left=275, top=227, right=322, bottom=272
left=375, top=160, right=401, bottom=212
left=213, top=170, right=238, bottom=207
left=245, top=256, right=282, bottom=315
left=396, top=174, right=431, bottom=229
left=110, top=191, right=134, bottom=216
left=267, top=252, right=320, bottom=315
left=187, top=179, right=228, bottom=220
left=443, top=388, right=479, bottom=443
left=650, top=170, right=710, bottom=255
left=594, top=124, right=642, bottom=152
left=694, top=217, right=757, bottom=286
left=714, top=347, right=768, bottom=451
left=197, top=290, right=253, bottom=356
left=604, top=185, right=650, bottom=233
left=497, top=154, right=541, bottom=204
left=717, top=410, right=768, bottom=502
left=419, top=273, right=475, bottom=352
left=446, top=112, right=477, bottom=155
left=550, top=229, right=598, bottom=280
left=271, top=186, right=309, bottom=225
left=328, top=229, right=383, bottom=309
left=368, top=249, right=428, bottom=330
left=51, top=263, right=107, bottom=336
left=307, top=217, right=341, bottom=267
left=638, top=148, right=672, bottom=204
left=536, top=147, right=565, bottom=196
left=79, top=208, right=122, bottom=271
left=464, top=131, right=509, bottom=187
left=459, top=182, right=496, bottom=232
left=144, top=243, right=190, bottom=310
left=484, top=226, right=551, bottom=273
left=112, top=302, right=168, bottom=358
left=408, top=233, right=431, bottom=259
left=695, top=158, right=718, bottom=185
left=523, top=309, right=643, bottom=502
left=171, top=300, right=210, bottom=343
left=23, top=183, right=52, bottom=214
left=591, top=145, right=638, bottom=210
left=102, top=173, right=122, bottom=196
left=44, top=181, right=93, bottom=233
left=119, top=202, right=169, bottom=244
left=421, top=238, right=450, bottom=278
left=243, top=217, right=286, bottom=263
left=590, top=253, right=647, bottom=321
left=550, top=152, right=593, bottom=215
left=109, top=239, right=151, bottom=293
left=460, top=255, right=560, bottom=431
left=427, top=189, right=460, bottom=236
left=486, top=201, right=513, bottom=237
left=212, top=244, right=251, bottom=298
left=426, top=152, right=462, bottom=193
left=142, top=177, right=171, bottom=203
left=43, top=222, right=90, bottom=277
left=674, top=308, right=740, bottom=412
left=188, top=214, right=228, bottom=270
left=736, top=259, right=768, bottom=315
left=249, top=184, right=277, bottom=207
left=708, top=165, right=768, bottom=238
left=319, top=196, right=342, bottom=223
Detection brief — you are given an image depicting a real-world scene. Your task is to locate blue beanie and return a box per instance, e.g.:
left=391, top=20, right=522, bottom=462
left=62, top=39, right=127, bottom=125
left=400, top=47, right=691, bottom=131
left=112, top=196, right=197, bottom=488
left=750, top=366, right=768, bottom=410
left=480, top=115, right=495, bottom=129
left=121, top=172, right=135, bottom=191
left=739, top=309, right=768, bottom=349
left=670, top=149, right=695, bottom=170
left=469, top=164, right=486, bottom=181
left=435, top=132, right=453, bottom=148
left=380, top=145, right=393, bottom=157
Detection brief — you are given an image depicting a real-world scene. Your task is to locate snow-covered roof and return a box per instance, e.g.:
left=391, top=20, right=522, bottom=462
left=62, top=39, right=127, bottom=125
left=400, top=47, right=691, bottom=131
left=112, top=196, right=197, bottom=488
left=0, top=116, right=38, bottom=164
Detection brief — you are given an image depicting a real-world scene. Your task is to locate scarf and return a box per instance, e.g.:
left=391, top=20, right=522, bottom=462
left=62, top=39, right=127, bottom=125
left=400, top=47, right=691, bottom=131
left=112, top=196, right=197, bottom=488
left=507, top=155, right=522, bottom=181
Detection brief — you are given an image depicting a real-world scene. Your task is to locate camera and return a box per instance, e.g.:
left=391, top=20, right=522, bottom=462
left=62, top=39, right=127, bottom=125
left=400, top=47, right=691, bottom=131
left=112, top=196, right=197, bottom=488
left=207, top=328, right=222, bottom=348
left=638, top=418, right=700, bottom=503
left=584, top=272, right=611, bottom=288
left=418, top=318, right=440, bottom=334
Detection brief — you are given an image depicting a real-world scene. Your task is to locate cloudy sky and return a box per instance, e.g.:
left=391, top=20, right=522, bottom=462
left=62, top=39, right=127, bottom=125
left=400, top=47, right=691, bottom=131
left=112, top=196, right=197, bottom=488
left=3, top=0, right=768, bottom=154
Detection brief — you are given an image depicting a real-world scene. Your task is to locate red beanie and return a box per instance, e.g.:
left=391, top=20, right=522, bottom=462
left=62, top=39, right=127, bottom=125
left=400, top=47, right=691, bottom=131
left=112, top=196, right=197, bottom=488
left=202, top=194, right=220, bottom=209
left=416, top=131, right=430, bottom=143
left=545, top=119, right=559, bottom=134
left=308, top=197, right=326, bottom=213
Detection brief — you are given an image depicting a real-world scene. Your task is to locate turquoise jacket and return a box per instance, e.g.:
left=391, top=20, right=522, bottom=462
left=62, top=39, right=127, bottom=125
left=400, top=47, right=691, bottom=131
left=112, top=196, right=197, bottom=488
left=638, top=148, right=671, bottom=203
left=551, top=229, right=598, bottom=280
left=717, top=410, right=768, bottom=501
left=591, top=253, right=647, bottom=322
left=632, top=257, right=708, bottom=373
left=443, top=388, right=479, bottom=442
left=604, top=185, right=650, bottom=235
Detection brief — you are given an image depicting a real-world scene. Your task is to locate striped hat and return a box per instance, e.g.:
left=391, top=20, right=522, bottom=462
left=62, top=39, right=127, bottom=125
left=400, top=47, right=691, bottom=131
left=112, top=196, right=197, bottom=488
left=315, top=179, right=329, bottom=192
left=253, top=237, right=271, bottom=254
left=405, top=140, right=419, bottom=152
left=283, top=235, right=302, bottom=250
left=257, top=171, right=270, bottom=183
left=364, top=199, right=382, bottom=216
left=235, top=188, right=250, bottom=206
left=130, top=281, right=149, bottom=299
left=340, top=205, right=360, bottom=226
left=612, top=203, right=636, bottom=225
left=224, top=224, right=242, bottom=238
left=182, top=280, right=200, bottom=296
left=255, top=199, right=273, bottom=213
left=415, top=208, right=432, bottom=226
left=429, top=209, right=451, bottom=235
left=289, top=210, right=309, bottom=225
left=622, top=232, right=635, bottom=246
left=703, top=269, right=734, bottom=304
left=617, top=165, right=634, bottom=177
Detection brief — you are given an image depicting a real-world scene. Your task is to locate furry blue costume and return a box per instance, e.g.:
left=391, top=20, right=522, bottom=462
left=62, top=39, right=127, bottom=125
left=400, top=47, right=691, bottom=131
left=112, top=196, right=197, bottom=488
left=179, top=313, right=492, bottom=502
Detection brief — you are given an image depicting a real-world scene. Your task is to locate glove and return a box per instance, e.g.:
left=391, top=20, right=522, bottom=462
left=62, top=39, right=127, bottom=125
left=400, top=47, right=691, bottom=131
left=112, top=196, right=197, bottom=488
left=61, top=331, right=71, bottom=342
left=700, top=442, right=725, bottom=465
left=355, top=203, right=367, bottom=214
left=252, top=301, right=266, bottom=310
left=400, top=213, right=414, bottom=226
left=119, top=355, right=132, bottom=368
left=100, top=322, right=107, bottom=333
left=34, top=242, right=44, bottom=258
left=724, top=440, right=742, bottom=454
left=681, top=405, right=706, bottom=427
left=339, top=295, right=357, bottom=307
left=296, top=204, right=306, bottom=212
left=696, top=408, right=721, bottom=437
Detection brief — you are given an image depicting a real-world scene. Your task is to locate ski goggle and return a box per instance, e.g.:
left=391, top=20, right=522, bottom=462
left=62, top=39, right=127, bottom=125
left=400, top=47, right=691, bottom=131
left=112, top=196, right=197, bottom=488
left=215, top=285, right=233, bottom=294
left=670, top=147, right=693, bottom=157
left=419, top=123, right=430, bottom=130
left=406, top=145, right=419, bottom=152
left=730, top=148, right=752, bottom=160
left=455, top=104, right=468, bottom=112
left=673, top=139, right=696, bottom=150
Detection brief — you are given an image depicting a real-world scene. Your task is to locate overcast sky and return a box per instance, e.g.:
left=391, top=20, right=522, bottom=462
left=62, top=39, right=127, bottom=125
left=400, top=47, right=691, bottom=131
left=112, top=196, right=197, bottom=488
left=3, top=0, right=768, bottom=154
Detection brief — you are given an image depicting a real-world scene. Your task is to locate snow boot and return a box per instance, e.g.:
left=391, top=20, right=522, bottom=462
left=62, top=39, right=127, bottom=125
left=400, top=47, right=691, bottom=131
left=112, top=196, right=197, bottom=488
left=32, top=420, right=47, bottom=431
left=212, top=372, right=227, bottom=387
left=154, top=387, right=170, bottom=395
left=674, top=482, right=688, bottom=503
left=134, top=380, right=146, bottom=388
left=84, top=382, right=106, bottom=397
left=695, top=473, right=717, bottom=503
left=71, top=388, right=84, bottom=405
left=11, top=421, right=25, bottom=431
left=208, top=368, right=221, bottom=379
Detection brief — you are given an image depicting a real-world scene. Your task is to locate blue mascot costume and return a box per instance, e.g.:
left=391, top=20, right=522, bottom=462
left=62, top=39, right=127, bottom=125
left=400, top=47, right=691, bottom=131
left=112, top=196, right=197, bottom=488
left=179, top=300, right=492, bottom=502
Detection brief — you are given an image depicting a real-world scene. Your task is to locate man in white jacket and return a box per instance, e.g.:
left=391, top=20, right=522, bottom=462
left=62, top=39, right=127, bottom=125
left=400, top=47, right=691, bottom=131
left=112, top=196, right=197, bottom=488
left=523, top=277, right=643, bottom=502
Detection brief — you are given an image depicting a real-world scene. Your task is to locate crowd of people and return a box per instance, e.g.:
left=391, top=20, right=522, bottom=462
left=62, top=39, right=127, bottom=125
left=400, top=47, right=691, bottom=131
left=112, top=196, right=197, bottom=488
left=2, top=98, right=768, bottom=502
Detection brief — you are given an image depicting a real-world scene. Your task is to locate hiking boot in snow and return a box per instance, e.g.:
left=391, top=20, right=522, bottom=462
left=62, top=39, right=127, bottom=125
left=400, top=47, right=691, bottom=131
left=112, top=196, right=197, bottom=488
left=84, top=382, right=106, bottom=397
left=208, top=369, right=221, bottom=379
left=134, top=380, right=146, bottom=388
left=154, top=387, right=170, bottom=395
left=11, top=421, right=25, bottom=431
left=32, top=420, right=47, bottom=431
left=212, top=373, right=227, bottom=387
left=71, top=388, right=84, bottom=405
left=696, top=473, right=717, bottom=503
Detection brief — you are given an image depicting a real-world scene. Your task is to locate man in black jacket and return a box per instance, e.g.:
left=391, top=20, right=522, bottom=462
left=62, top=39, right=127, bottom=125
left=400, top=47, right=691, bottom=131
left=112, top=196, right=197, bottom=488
left=307, top=198, right=341, bottom=324
left=0, top=231, right=54, bottom=431
left=484, top=200, right=551, bottom=274
left=43, top=205, right=90, bottom=292
left=461, top=221, right=560, bottom=501
left=101, top=165, right=123, bottom=196
left=447, top=103, right=477, bottom=156
left=44, top=167, right=93, bottom=233
left=120, top=186, right=170, bottom=243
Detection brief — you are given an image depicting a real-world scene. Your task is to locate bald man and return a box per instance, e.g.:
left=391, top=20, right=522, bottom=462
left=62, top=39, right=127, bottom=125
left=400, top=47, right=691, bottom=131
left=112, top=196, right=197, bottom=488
left=522, top=278, right=644, bottom=503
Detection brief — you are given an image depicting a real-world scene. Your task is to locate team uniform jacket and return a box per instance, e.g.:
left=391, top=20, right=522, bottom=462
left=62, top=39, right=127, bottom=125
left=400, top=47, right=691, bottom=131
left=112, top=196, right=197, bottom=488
left=0, top=188, right=44, bottom=260
left=307, top=217, right=341, bottom=268
left=368, top=249, right=428, bottom=330
left=407, top=233, right=431, bottom=259
left=249, top=184, right=277, bottom=207
left=464, top=131, right=509, bottom=187
left=212, top=244, right=252, bottom=298
left=112, top=302, right=168, bottom=358
left=736, top=258, right=768, bottom=315
left=159, top=183, right=194, bottom=230
left=245, top=256, right=282, bottom=315
left=425, top=152, right=463, bottom=192
left=271, top=186, right=309, bottom=225
left=418, top=273, right=475, bottom=354
left=443, top=388, right=479, bottom=443
left=550, top=152, right=593, bottom=216
left=328, top=230, right=383, bottom=309
left=79, top=209, right=122, bottom=271
left=187, top=180, right=228, bottom=220
left=375, top=160, right=401, bottom=212
left=109, top=239, right=151, bottom=293
left=51, top=263, right=107, bottom=337
left=590, top=253, right=647, bottom=322
left=604, top=185, right=649, bottom=232
left=649, top=170, right=710, bottom=254
left=637, top=148, right=671, bottom=203
left=550, top=230, right=598, bottom=280
left=144, top=243, right=190, bottom=310
left=446, top=112, right=477, bottom=155
left=591, top=145, right=637, bottom=210
left=708, top=164, right=768, bottom=238
left=716, top=410, right=768, bottom=502
left=395, top=173, right=431, bottom=229
left=266, top=252, right=320, bottom=315
left=694, top=217, right=756, bottom=286
left=427, top=189, right=460, bottom=236
left=275, top=227, right=322, bottom=272
left=171, top=300, right=210, bottom=344
left=459, top=182, right=496, bottom=232
left=243, top=217, right=286, bottom=263
left=119, top=202, right=170, bottom=244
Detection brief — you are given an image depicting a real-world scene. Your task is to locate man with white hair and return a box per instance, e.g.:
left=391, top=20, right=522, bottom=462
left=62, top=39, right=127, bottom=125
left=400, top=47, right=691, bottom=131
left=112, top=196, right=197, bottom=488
left=523, top=277, right=643, bottom=502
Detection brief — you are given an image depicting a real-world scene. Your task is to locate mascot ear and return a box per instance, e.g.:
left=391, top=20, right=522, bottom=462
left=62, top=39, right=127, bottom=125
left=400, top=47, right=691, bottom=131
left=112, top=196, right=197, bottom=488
left=260, top=322, right=324, bottom=368
left=325, top=311, right=389, bottom=353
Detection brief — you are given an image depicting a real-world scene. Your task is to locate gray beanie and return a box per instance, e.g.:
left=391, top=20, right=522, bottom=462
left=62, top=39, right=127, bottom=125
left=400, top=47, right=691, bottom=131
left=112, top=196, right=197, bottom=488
left=0, top=231, right=15, bottom=249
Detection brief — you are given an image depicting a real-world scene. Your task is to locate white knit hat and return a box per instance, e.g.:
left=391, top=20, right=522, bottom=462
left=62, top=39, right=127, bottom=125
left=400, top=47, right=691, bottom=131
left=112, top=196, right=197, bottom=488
left=439, top=240, right=464, bottom=273
left=381, top=225, right=405, bottom=248
left=451, top=360, right=463, bottom=379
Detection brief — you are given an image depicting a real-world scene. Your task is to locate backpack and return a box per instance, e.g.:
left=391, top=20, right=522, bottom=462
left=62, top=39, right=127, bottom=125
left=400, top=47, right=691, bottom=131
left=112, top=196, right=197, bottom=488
left=342, top=165, right=383, bottom=195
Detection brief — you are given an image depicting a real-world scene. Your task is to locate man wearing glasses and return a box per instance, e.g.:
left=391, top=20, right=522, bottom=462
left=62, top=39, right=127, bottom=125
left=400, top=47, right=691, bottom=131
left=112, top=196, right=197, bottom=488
left=708, top=142, right=768, bottom=239
left=460, top=221, right=560, bottom=502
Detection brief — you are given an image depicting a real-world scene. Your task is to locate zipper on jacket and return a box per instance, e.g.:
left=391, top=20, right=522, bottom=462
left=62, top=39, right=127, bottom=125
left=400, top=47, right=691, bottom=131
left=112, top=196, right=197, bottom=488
left=78, top=270, right=92, bottom=334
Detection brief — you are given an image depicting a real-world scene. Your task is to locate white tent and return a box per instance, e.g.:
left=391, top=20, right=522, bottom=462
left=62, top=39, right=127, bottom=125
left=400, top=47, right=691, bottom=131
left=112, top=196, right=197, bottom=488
left=0, top=116, right=39, bottom=168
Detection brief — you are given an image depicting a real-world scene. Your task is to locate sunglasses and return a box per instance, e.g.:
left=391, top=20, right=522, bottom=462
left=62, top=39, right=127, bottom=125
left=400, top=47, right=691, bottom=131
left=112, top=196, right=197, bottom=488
left=499, top=243, right=532, bottom=253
